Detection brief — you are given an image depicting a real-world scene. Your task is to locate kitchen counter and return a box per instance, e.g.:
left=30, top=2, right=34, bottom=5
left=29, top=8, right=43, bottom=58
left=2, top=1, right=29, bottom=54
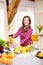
left=12, top=50, right=43, bottom=65
left=0, top=50, right=43, bottom=65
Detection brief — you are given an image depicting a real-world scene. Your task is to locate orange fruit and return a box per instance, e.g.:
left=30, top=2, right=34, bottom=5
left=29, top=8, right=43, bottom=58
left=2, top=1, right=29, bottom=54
left=7, top=53, right=15, bottom=58
left=7, top=58, right=12, bottom=64
left=2, top=53, right=7, bottom=58
left=2, top=58, right=8, bottom=64
left=0, top=58, right=2, bottom=63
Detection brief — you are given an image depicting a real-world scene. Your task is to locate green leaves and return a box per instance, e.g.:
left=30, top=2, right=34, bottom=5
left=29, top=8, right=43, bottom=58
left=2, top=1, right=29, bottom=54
left=35, top=25, right=42, bottom=33
left=38, top=27, right=42, bottom=32
left=0, top=39, right=5, bottom=47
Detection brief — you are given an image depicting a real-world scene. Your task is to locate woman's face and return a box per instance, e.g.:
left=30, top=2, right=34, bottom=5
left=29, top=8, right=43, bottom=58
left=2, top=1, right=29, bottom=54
left=23, top=18, right=29, bottom=26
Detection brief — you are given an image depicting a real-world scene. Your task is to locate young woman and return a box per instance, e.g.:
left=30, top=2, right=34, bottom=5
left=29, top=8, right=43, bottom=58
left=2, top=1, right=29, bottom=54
left=11, top=16, right=33, bottom=46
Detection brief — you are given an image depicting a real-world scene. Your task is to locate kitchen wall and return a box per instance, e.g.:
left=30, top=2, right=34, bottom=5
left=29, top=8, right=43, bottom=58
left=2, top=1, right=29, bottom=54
left=0, top=0, right=8, bottom=41
left=34, top=0, right=43, bottom=34
left=34, top=1, right=43, bottom=24
left=33, top=0, right=43, bottom=49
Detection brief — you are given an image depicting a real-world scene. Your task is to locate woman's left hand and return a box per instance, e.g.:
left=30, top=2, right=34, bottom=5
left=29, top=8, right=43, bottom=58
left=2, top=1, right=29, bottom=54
left=13, top=42, right=20, bottom=47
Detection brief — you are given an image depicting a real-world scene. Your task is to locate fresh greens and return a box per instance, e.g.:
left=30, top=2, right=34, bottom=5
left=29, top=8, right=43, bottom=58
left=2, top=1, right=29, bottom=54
left=0, top=39, right=5, bottom=47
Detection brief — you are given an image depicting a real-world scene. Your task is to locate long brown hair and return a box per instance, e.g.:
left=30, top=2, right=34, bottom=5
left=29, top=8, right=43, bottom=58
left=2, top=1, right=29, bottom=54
left=21, top=16, right=31, bottom=32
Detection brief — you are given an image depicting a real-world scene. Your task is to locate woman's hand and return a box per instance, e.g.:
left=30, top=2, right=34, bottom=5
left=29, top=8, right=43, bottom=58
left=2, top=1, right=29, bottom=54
left=13, top=42, right=20, bottom=47
left=9, top=34, right=13, bottom=37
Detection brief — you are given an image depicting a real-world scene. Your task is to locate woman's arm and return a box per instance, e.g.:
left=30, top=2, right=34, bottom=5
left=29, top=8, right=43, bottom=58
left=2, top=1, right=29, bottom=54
left=13, top=27, right=21, bottom=38
left=20, top=28, right=33, bottom=45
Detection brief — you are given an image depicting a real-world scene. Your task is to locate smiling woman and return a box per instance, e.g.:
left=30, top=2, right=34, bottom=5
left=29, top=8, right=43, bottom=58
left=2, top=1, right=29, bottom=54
left=12, top=15, right=33, bottom=47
